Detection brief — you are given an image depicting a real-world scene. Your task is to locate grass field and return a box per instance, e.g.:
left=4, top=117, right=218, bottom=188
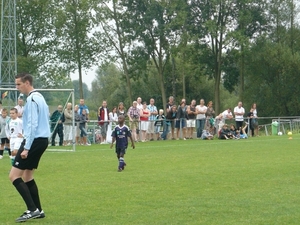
left=0, top=135, right=300, bottom=225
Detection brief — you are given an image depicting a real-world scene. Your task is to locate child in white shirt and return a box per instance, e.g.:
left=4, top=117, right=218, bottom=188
left=6, top=108, right=23, bottom=165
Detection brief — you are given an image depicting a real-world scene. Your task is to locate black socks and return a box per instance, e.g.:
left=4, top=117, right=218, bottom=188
left=26, top=179, right=42, bottom=212
left=13, top=178, right=36, bottom=211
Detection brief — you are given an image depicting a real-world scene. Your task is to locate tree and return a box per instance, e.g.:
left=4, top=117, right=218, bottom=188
left=96, top=0, right=134, bottom=103
left=244, top=39, right=300, bottom=116
left=17, top=0, right=59, bottom=80
left=121, top=0, right=188, bottom=111
left=233, top=0, right=268, bottom=100
left=189, top=0, right=238, bottom=114
left=55, top=0, right=99, bottom=98
left=91, top=63, right=128, bottom=109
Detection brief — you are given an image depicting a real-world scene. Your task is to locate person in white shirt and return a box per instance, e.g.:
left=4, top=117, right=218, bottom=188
left=147, top=98, right=158, bottom=141
left=251, top=103, right=259, bottom=136
left=196, top=99, right=207, bottom=138
left=221, top=108, right=233, bottom=123
left=63, top=103, right=73, bottom=146
left=14, top=98, right=24, bottom=119
left=98, top=101, right=110, bottom=144
left=136, top=97, right=143, bottom=141
left=6, top=108, right=23, bottom=165
left=136, top=97, right=143, bottom=110
left=234, top=102, right=245, bottom=129
left=107, top=106, right=118, bottom=143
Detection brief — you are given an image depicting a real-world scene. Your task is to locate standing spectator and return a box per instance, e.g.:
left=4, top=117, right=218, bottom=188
left=107, top=106, right=118, bottom=143
left=74, top=105, right=81, bottom=145
left=136, top=97, right=143, bottom=141
left=79, top=109, right=90, bottom=146
left=247, top=108, right=255, bottom=137
left=0, top=108, right=11, bottom=159
left=196, top=99, right=207, bottom=138
left=63, top=103, right=73, bottom=146
left=161, top=105, right=177, bottom=140
left=117, top=102, right=126, bottom=117
left=127, top=101, right=140, bottom=142
left=251, top=103, right=259, bottom=136
left=221, top=108, right=233, bottom=123
left=139, top=102, right=150, bottom=142
left=186, top=99, right=197, bottom=139
left=110, top=115, right=135, bottom=172
left=178, top=98, right=186, bottom=108
left=234, top=102, right=245, bottom=130
left=147, top=98, right=158, bottom=141
left=109, top=106, right=118, bottom=128
left=50, top=105, right=64, bottom=146
left=176, top=101, right=188, bottom=140
left=9, top=73, right=50, bottom=222
left=78, top=99, right=89, bottom=115
left=166, top=96, right=175, bottom=112
left=14, top=98, right=24, bottom=119
left=136, top=97, right=143, bottom=110
left=166, top=96, right=175, bottom=140
left=206, top=101, right=215, bottom=134
left=154, top=109, right=165, bottom=140
left=98, top=100, right=110, bottom=144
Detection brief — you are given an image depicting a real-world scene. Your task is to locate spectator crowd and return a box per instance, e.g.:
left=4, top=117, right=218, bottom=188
left=0, top=95, right=259, bottom=154
left=55, top=97, right=258, bottom=144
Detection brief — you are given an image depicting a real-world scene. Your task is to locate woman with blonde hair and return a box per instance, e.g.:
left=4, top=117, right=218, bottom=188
left=117, top=102, right=126, bottom=117
left=251, top=103, right=258, bottom=136
left=63, top=103, right=73, bottom=146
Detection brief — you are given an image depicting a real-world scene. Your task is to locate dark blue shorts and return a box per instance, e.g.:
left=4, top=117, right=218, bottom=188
left=115, top=147, right=126, bottom=156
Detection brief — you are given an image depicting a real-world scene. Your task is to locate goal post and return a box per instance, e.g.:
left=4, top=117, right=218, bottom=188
left=0, top=88, right=76, bottom=152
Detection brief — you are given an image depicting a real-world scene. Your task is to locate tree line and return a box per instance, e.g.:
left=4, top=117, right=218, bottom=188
left=3, top=0, right=300, bottom=117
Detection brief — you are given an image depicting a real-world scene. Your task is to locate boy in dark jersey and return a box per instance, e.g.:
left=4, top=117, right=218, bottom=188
left=110, top=115, right=135, bottom=172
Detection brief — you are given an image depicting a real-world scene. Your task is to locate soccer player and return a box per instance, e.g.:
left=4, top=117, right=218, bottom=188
left=9, top=73, right=50, bottom=222
left=110, top=115, right=135, bottom=172
left=5, top=108, right=23, bottom=165
left=0, top=108, right=12, bottom=159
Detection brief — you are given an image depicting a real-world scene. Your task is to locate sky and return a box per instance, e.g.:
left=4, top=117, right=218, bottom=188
left=70, top=66, right=97, bottom=90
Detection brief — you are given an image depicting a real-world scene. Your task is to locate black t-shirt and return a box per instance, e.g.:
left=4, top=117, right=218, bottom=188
left=247, top=112, right=253, bottom=122
left=166, top=103, right=174, bottom=112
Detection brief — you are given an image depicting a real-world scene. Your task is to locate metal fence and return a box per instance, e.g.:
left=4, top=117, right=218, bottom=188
left=84, top=116, right=300, bottom=143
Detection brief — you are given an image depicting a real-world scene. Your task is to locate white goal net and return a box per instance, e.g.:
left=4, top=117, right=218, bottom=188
left=0, top=88, right=76, bottom=152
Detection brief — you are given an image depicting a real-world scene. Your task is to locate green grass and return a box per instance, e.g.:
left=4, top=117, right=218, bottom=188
left=1, top=135, right=300, bottom=225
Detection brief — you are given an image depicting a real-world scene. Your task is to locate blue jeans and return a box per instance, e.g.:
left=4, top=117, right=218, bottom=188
left=79, top=125, right=88, bottom=137
left=196, top=119, right=206, bottom=138
left=161, top=121, right=171, bottom=140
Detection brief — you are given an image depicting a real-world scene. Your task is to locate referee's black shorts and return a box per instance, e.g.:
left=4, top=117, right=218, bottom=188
left=13, top=138, right=48, bottom=170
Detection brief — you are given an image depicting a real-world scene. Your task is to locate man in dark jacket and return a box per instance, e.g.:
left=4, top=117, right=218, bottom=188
left=50, top=105, right=64, bottom=146
left=161, top=105, right=177, bottom=140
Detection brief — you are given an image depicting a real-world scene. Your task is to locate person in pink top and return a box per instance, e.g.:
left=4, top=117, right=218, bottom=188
left=139, top=102, right=150, bottom=142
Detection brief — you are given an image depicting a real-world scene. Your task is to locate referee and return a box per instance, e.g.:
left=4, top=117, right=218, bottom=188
left=9, top=73, right=50, bottom=222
